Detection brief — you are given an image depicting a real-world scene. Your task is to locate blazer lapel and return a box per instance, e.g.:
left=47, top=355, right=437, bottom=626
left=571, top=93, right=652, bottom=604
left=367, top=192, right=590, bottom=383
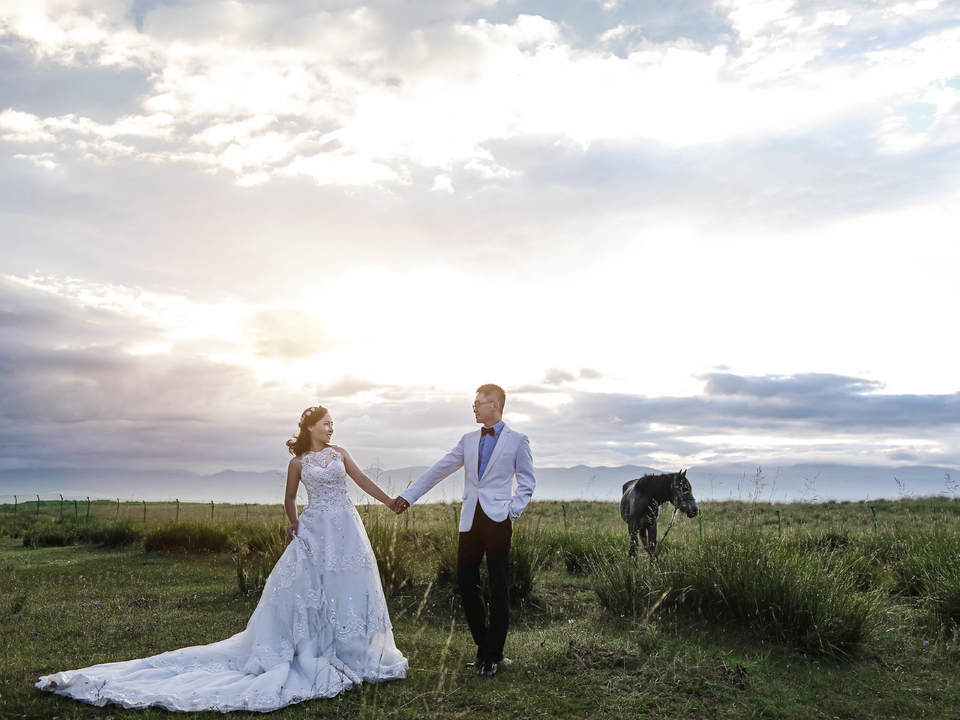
left=468, top=430, right=481, bottom=483
left=479, top=425, right=510, bottom=483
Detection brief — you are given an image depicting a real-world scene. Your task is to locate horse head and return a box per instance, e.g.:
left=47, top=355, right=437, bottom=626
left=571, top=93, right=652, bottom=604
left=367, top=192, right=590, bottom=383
left=670, top=468, right=699, bottom=518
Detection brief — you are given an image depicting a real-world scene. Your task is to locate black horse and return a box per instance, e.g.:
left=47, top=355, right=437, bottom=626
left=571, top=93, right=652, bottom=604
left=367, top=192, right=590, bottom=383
left=620, top=469, right=698, bottom=558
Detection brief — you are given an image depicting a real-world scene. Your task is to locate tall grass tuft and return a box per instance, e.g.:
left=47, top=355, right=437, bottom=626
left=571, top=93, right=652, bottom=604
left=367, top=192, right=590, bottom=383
left=21, top=521, right=80, bottom=548
left=589, top=530, right=882, bottom=657
left=554, top=529, right=622, bottom=575
left=144, top=521, right=232, bottom=553
left=86, top=520, right=142, bottom=547
left=18, top=518, right=143, bottom=548
left=929, top=564, right=960, bottom=630
left=508, top=522, right=546, bottom=602
left=231, top=523, right=288, bottom=596
left=433, top=521, right=544, bottom=605
left=882, top=527, right=960, bottom=630
left=0, top=515, right=46, bottom=540
left=364, top=515, right=419, bottom=595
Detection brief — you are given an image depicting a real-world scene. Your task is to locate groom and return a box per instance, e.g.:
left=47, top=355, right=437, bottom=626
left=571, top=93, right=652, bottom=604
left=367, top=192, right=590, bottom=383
left=390, top=384, right=536, bottom=678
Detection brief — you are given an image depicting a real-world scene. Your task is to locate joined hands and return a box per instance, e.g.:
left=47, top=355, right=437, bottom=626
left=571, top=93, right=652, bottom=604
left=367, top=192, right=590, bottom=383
left=387, top=497, right=410, bottom=514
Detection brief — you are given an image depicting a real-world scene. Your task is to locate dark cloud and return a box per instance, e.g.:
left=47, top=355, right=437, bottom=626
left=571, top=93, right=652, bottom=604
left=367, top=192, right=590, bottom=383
left=130, top=0, right=183, bottom=32
left=0, top=277, right=302, bottom=469
left=478, top=124, right=960, bottom=234
left=886, top=450, right=920, bottom=462
left=560, top=380, right=960, bottom=431
left=501, top=372, right=960, bottom=467
left=0, top=41, right=148, bottom=122
left=700, top=372, right=882, bottom=399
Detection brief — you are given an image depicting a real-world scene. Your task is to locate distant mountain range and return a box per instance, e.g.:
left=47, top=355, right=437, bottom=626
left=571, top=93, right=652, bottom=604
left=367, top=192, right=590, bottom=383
left=1, top=462, right=957, bottom=504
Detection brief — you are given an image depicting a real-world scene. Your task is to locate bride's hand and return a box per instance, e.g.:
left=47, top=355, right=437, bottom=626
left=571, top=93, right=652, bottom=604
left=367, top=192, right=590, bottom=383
left=387, top=497, right=409, bottom=514
left=287, top=521, right=299, bottom=540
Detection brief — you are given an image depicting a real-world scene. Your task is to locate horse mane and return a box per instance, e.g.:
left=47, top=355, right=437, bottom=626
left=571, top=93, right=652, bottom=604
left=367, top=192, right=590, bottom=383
left=622, top=473, right=666, bottom=495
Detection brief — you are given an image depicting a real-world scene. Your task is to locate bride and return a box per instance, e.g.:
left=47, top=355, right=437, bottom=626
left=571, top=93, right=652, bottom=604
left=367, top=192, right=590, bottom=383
left=36, top=405, right=408, bottom=712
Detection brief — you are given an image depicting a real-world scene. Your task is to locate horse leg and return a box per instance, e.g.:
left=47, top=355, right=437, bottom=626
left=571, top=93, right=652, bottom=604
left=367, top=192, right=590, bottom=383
left=638, top=522, right=652, bottom=561
left=628, top=521, right=640, bottom=558
left=646, top=516, right=659, bottom=560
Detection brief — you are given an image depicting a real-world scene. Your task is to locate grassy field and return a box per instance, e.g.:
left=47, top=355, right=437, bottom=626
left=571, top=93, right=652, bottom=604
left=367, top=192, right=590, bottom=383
left=0, top=498, right=958, bottom=719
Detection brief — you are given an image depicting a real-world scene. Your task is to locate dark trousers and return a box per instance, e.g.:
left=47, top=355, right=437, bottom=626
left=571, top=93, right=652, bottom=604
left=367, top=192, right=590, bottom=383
left=457, top=503, right=512, bottom=664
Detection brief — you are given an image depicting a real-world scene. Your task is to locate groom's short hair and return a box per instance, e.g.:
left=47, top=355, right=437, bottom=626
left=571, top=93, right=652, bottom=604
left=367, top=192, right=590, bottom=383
left=476, top=383, right=506, bottom=412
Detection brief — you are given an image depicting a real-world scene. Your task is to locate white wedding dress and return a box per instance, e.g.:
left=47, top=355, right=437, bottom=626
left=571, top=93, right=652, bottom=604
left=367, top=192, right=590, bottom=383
left=36, top=447, right=408, bottom=712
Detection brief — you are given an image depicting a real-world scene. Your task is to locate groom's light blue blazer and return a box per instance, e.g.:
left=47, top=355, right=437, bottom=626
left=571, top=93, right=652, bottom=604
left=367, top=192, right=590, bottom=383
left=398, top=423, right=536, bottom=532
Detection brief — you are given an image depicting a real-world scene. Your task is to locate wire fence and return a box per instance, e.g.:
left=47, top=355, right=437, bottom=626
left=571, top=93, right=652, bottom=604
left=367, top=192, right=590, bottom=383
left=0, top=493, right=450, bottom=531
left=0, top=494, right=292, bottom=525
left=2, top=492, right=955, bottom=537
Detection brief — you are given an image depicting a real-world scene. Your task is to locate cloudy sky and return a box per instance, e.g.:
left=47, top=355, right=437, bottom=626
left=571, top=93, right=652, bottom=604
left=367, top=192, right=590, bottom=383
left=1, top=0, right=958, bottom=476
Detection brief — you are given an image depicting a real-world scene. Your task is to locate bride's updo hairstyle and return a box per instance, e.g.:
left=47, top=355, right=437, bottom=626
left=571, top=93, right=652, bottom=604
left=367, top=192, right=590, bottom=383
left=286, top=404, right=330, bottom=457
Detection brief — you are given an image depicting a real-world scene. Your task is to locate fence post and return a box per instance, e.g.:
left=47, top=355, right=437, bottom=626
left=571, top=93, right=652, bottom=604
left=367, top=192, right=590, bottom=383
left=698, top=509, right=703, bottom=540
left=561, top=503, right=567, bottom=532
left=870, top=505, right=878, bottom=533
left=143, top=500, right=147, bottom=523
left=13, top=495, right=16, bottom=514
left=59, top=494, right=64, bottom=520
left=36, top=495, right=40, bottom=515
left=245, top=503, right=249, bottom=522
left=74, top=499, right=78, bottom=521
left=776, top=508, right=782, bottom=535
left=176, top=498, right=180, bottom=521
left=210, top=500, right=214, bottom=520
left=86, top=497, right=90, bottom=521
left=116, top=498, right=120, bottom=520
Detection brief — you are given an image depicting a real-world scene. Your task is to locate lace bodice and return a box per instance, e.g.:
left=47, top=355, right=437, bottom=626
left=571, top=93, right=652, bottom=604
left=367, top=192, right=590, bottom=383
left=300, top=447, right=351, bottom=512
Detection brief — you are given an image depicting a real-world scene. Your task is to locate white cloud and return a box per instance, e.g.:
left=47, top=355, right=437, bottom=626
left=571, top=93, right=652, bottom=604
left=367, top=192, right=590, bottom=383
left=3, top=1, right=959, bottom=187
left=0, top=110, right=57, bottom=143
left=1, top=0, right=152, bottom=67
left=430, top=173, right=455, bottom=193
left=12, top=152, right=58, bottom=169
left=886, top=1, right=941, bottom=18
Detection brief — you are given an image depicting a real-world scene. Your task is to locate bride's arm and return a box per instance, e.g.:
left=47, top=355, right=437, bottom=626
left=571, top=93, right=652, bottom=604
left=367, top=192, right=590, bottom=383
left=337, top=446, right=393, bottom=506
left=285, top=457, right=301, bottom=538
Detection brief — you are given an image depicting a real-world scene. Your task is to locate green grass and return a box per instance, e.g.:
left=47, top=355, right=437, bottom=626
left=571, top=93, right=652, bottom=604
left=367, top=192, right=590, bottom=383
left=0, top=499, right=958, bottom=718
left=588, top=530, right=883, bottom=657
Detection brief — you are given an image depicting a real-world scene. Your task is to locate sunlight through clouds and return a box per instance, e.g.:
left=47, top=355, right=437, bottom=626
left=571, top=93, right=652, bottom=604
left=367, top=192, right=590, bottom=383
left=1, top=0, right=958, bottom=473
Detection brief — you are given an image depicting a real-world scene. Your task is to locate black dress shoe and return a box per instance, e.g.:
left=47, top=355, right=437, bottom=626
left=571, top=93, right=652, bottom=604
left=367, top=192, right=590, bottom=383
left=481, top=661, right=498, bottom=678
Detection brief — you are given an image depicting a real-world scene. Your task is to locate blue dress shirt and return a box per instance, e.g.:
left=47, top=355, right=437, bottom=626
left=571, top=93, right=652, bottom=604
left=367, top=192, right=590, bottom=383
left=477, top=420, right=505, bottom=479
